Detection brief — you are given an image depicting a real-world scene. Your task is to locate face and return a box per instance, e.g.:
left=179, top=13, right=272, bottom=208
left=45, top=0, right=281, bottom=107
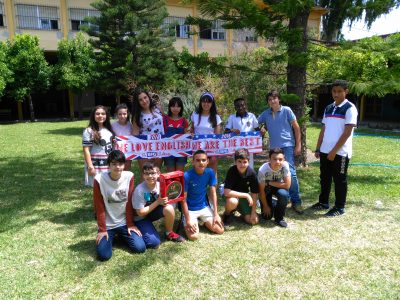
left=267, top=96, right=280, bottom=111
left=170, top=103, right=182, bottom=116
left=109, top=161, right=125, bottom=179
left=192, top=153, right=209, bottom=174
left=332, top=86, right=348, bottom=103
left=143, top=168, right=160, bottom=186
left=235, top=158, right=249, bottom=174
left=138, top=93, right=150, bottom=110
left=201, top=98, right=213, bottom=113
left=269, top=153, right=285, bottom=170
left=234, top=100, right=247, bottom=115
left=117, top=108, right=128, bottom=123
left=94, top=108, right=107, bottom=125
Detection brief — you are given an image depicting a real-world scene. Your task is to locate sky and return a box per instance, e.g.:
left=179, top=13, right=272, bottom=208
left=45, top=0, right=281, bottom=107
left=341, top=7, right=400, bottom=40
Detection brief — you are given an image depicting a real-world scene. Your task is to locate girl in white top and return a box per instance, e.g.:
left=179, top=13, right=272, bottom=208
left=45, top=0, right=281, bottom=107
left=132, top=89, right=164, bottom=174
left=112, top=103, right=133, bottom=171
left=190, top=92, right=222, bottom=178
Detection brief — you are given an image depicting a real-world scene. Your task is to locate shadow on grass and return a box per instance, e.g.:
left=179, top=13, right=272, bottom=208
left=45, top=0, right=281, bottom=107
left=47, top=127, right=84, bottom=136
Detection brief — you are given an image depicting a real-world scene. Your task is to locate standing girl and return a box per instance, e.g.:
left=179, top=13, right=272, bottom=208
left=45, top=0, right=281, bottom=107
left=190, top=92, right=222, bottom=178
left=163, top=97, right=189, bottom=172
left=132, top=89, right=164, bottom=172
left=112, top=103, right=133, bottom=171
left=82, top=105, right=115, bottom=187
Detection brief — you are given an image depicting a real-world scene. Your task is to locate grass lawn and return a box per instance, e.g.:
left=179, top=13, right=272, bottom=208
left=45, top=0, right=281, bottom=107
left=0, top=121, right=399, bottom=299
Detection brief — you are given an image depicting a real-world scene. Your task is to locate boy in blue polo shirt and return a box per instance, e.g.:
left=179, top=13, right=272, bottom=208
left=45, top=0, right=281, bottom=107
left=258, top=91, right=303, bottom=215
left=181, top=149, right=224, bottom=241
left=312, top=80, right=358, bottom=217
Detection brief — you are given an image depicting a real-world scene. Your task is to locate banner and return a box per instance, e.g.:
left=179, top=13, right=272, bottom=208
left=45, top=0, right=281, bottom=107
left=114, top=132, right=262, bottom=160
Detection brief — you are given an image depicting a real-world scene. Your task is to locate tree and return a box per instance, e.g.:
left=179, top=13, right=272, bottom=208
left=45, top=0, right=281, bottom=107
left=56, top=33, right=98, bottom=119
left=85, top=0, right=178, bottom=103
left=317, top=0, right=400, bottom=42
left=6, top=34, right=51, bottom=121
left=0, top=42, right=12, bottom=98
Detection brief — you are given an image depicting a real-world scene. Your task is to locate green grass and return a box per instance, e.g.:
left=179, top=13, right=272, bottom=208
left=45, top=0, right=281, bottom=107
left=0, top=121, right=399, bottom=299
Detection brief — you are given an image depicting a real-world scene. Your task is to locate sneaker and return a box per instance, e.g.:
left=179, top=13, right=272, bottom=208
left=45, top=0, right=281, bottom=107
left=292, top=204, right=304, bottom=215
left=310, top=202, right=329, bottom=210
left=325, top=207, right=345, bottom=217
left=222, top=212, right=234, bottom=226
left=275, top=219, right=288, bottom=228
left=165, top=231, right=185, bottom=242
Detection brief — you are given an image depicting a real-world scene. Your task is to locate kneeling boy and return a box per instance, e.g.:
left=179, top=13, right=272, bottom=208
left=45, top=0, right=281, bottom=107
left=132, top=162, right=185, bottom=247
left=258, top=148, right=291, bottom=228
left=222, top=148, right=259, bottom=226
left=182, top=150, right=224, bottom=240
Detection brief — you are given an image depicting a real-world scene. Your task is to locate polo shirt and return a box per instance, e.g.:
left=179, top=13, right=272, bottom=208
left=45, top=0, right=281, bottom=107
left=257, top=105, right=296, bottom=148
left=224, top=165, right=259, bottom=194
left=225, top=112, right=259, bottom=133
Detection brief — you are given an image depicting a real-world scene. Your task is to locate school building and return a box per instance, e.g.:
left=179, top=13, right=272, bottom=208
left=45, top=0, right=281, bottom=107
left=0, top=0, right=327, bottom=121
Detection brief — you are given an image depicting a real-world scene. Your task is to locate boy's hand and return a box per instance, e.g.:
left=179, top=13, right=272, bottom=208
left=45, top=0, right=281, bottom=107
left=327, top=151, right=336, bottom=161
left=247, top=194, right=253, bottom=207
left=96, top=232, right=108, bottom=245
left=314, top=150, right=320, bottom=159
left=213, top=214, right=223, bottom=227
left=157, top=196, right=169, bottom=206
left=185, top=217, right=197, bottom=233
left=128, top=226, right=142, bottom=237
left=250, top=211, right=258, bottom=224
left=295, top=144, right=301, bottom=156
left=262, top=206, right=272, bottom=219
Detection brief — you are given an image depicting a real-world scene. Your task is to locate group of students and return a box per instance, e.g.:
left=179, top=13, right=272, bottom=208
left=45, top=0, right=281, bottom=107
left=83, top=80, right=358, bottom=261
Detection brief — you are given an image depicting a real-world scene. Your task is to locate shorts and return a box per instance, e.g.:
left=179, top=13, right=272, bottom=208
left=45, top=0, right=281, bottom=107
left=183, top=206, right=214, bottom=226
left=237, top=198, right=252, bottom=216
left=164, top=156, right=187, bottom=168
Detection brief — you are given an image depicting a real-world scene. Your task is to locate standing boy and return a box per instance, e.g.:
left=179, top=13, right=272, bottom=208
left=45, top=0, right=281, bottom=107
left=182, top=150, right=224, bottom=241
left=132, top=162, right=185, bottom=248
left=258, top=148, right=291, bottom=228
left=312, top=80, right=358, bottom=217
left=222, top=148, right=259, bottom=226
left=225, top=97, right=260, bottom=168
left=258, top=91, right=303, bottom=214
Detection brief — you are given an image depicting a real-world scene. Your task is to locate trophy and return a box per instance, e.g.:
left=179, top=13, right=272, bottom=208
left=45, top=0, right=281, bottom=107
left=159, top=171, right=185, bottom=204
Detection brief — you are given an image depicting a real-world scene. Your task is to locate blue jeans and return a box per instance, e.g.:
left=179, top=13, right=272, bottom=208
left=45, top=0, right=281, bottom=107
left=96, top=225, right=146, bottom=261
left=282, top=146, right=302, bottom=205
left=134, top=206, right=164, bottom=249
left=265, top=187, right=289, bottom=222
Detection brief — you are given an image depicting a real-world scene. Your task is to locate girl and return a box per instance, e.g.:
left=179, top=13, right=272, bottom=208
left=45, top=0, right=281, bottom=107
left=132, top=89, right=164, bottom=172
left=112, top=103, right=133, bottom=171
left=163, top=97, right=189, bottom=172
left=82, top=105, right=115, bottom=187
left=190, top=92, right=222, bottom=178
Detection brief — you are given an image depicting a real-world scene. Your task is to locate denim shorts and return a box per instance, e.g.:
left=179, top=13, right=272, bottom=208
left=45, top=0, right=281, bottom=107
left=164, top=156, right=187, bottom=168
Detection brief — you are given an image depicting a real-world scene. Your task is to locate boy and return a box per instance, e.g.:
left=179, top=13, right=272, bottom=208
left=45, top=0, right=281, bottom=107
left=132, top=162, right=185, bottom=248
left=94, top=150, right=145, bottom=261
left=257, top=91, right=303, bottom=214
left=182, top=149, right=224, bottom=240
left=312, top=80, right=358, bottom=217
left=225, top=97, right=260, bottom=168
left=222, top=148, right=259, bottom=226
left=258, top=148, right=291, bottom=228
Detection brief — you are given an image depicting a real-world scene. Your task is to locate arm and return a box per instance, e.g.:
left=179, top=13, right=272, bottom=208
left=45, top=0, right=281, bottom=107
left=208, top=186, right=222, bottom=226
left=268, top=175, right=291, bottom=190
left=93, top=179, right=108, bottom=244
left=291, top=119, right=301, bottom=156
left=258, top=182, right=271, bottom=216
left=181, top=192, right=196, bottom=233
left=214, top=124, right=222, bottom=134
left=327, top=125, right=355, bottom=161
left=126, top=177, right=141, bottom=236
left=83, top=146, right=96, bottom=176
left=314, top=124, right=325, bottom=159
left=136, top=196, right=168, bottom=217
left=224, top=188, right=253, bottom=206
left=132, top=119, right=140, bottom=135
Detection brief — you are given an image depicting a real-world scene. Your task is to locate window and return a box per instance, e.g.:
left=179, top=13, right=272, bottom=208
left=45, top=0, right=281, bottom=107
left=199, top=20, right=225, bottom=40
left=0, top=2, right=5, bottom=27
left=233, top=29, right=258, bottom=43
left=69, top=8, right=100, bottom=31
left=15, top=4, right=59, bottom=30
left=162, top=16, right=190, bottom=39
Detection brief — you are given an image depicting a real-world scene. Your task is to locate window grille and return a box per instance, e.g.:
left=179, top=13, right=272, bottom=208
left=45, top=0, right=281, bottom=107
left=199, top=19, right=225, bottom=40
left=69, top=8, right=100, bottom=31
left=15, top=4, right=59, bottom=30
left=162, top=16, right=190, bottom=38
left=0, top=2, right=5, bottom=27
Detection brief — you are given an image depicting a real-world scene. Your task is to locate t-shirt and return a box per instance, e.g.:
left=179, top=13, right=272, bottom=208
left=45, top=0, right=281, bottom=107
left=321, top=99, right=358, bottom=158
left=191, top=112, right=222, bottom=134
left=163, top=116, right=189, bottom=136
left=225, top=112, right=259, bottom=133
left=224, top=165, right=259, bottom=194
left=258, top=161, right=291, bottom=186
left=112, top=121, right=132, bottom=136
left=184, top=168, right=217, bottom=211
left=82, top=127, right=114, bottom=186
left=139, top=108, right=164, bottom=135
left=132, top=181, right=160, bottom=221
left=257, top=106, right=296, bottom=148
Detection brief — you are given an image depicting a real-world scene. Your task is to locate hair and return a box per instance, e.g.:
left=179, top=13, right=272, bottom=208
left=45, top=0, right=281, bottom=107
left=132, top=89, right=157, bottom=128
left=234, top=148, right=250, bottom=161
left=234, top=97, right=245, bottom=105
left=269, top=147, right=284, bottom=158
left=141, top=161, right=159, bottom=173
left=107, top=150, right=126, bottom=165
left=266, top=90, right=280, bottom=101
left=332, top=79, right=348, bottom=90
left=195, top=92, right=218, bottom=128
left=88, top=105, right=114, bottom=144
left=193, top=149, right=207, bottom=158
left=168, top=97, right=184, bottom=117
left=114, top=103, right=131, bottom=124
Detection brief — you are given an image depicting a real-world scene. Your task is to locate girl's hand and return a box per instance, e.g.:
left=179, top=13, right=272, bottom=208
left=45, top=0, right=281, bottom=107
left=88, top=166, right=96, bottom=176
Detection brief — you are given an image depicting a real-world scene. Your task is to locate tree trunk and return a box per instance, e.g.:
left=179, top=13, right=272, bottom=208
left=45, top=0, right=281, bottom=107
left=77, top=93, right=83, bottom=119
left=28, top=94, right=35, bottom=122
left=287, top=7, right=310, bottom=167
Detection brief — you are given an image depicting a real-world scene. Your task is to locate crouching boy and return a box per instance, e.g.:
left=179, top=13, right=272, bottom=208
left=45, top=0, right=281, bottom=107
left=132, top=162, right=185, bottom=247
left=258, top=148, right=291, bottom=228
left=182, top=150, right=224, bottom=240
left=222, top=148, right=259, bottom=226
